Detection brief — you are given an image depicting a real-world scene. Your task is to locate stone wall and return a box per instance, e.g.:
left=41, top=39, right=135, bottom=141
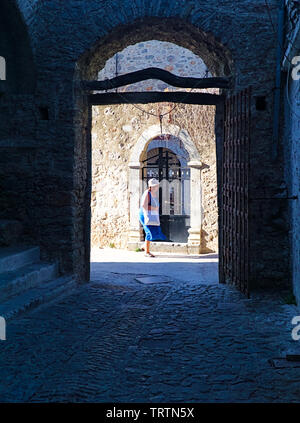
left=98, top=39, right=210, bottom=91
left=91, top=98, right=218, bottom=252
left=284, top=74, right=300, bottom=302
left=1, top=0, right=290, bottom=288
left=282, top=2, right=300, bottom=302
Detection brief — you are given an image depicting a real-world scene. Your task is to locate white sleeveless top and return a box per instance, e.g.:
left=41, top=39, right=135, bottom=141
left=140, top=190, right=160, bottom=223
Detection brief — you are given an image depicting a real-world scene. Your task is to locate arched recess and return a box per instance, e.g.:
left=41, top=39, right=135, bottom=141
left=128, top=124, right=203, bottom=252
left=76, top=17, right=234, bottom=81
left=74, top=18, right=231, bottom=281
left=0, top=0, right=36, bottom=93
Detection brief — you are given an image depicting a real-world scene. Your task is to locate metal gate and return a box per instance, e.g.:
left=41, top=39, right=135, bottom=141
left=220, top=87, right=251, bottom=297
left=141, top=146, right=191, bottom=242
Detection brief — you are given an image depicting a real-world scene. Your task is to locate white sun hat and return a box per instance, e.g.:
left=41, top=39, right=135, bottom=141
left=148, top=178, right=160, bottom=187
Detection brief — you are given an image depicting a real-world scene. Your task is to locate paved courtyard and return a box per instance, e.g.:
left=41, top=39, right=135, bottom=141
left=0, top=248, right=300, bottom=402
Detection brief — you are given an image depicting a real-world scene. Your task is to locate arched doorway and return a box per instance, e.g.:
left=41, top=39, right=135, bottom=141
left=128, top=124, right=203, bottom=253
left=141, top=137, right=191, bottom=243
left=75, top=17, right=234, bottom=282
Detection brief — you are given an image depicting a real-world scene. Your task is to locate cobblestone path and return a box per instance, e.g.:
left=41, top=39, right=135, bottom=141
left=0, top=266, right=300, bottom=402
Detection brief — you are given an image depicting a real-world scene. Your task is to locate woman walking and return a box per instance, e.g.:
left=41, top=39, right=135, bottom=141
left=139, top=178, right=167, bottom=257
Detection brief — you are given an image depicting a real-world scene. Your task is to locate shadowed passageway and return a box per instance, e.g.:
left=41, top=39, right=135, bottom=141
left=0, top=250, right=299, bottom=402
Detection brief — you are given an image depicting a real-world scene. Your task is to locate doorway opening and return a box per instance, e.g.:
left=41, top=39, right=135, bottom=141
left=141, top=137, right=191, bottom=243
left=75, top=20, right=252, bottom=296
left=83, top=33, right=251, bottom=296
left=89, top=40, right=222, bottom=259
left=88, top=40, right=222, bottom=289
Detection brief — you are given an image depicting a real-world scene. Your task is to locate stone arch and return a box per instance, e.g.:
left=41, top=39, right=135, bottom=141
left=144, top=139, right=190, bottom=216
left=145, top=138, right=189, bottom=168
left=128, top=124, right=203, bottom=251
left=129, top=124, right=201, bottom=167
left=3, top=1, right=280, bottom=289
left=76, top=17, right=234, bottom=81
left=74, top=17, right=229, bottom=280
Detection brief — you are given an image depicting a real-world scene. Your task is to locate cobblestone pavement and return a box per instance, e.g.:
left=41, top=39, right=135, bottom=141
left=0, top=250, right=300, bottom=402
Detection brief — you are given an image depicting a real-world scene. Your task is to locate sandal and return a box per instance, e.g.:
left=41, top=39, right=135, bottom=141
left=144, top=252, right=155, bottom=257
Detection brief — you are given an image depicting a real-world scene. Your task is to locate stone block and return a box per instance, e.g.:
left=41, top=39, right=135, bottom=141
left=0, top=220, right=23, bottom=247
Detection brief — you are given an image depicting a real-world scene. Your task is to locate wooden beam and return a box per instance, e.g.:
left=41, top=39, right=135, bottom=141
left=89, top=91, right=224, bottom=105
left=82, top=67, right=232, bottom=91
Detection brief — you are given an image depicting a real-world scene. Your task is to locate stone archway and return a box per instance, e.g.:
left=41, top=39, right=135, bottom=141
left=128, top=124, right=203, bottom=253
left=3, top=1, right=284, bottom=289
left=73, top=16, right=234, bottom=280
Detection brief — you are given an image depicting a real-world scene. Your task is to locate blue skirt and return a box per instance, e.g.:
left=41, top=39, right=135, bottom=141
left=139, top=208, right=167, bottom=241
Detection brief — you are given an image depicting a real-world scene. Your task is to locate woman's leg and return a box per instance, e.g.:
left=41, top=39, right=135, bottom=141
left=145, top=240, right=155, bottom=257
left=146, top=240, right=150, bottom=253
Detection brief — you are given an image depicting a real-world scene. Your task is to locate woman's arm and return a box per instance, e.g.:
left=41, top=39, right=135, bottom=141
left=142, top=191, right=159, bottom=211
left=142, top=191, right=150, bottom=211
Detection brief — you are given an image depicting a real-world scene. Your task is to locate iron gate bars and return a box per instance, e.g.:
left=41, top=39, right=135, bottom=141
left=220, top=87, right=251, bottom=297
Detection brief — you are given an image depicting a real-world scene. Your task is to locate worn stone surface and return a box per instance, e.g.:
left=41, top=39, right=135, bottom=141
left=0, top=220, right=23, bottom=246
left=284, top=76, right=300, bottom=304
left=98, top=39, right=210, bottom=92
left=0, top=252, right=299, bottom=402
left=0, top=1, right=292, bottom=288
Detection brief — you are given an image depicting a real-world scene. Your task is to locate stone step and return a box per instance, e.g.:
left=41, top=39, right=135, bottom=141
left=0, top=261, right=58, bottom=302
left=0, top=245, right=40, bottom=273
left=0, top=220, right=23, bottom=247
left=0, top=275, right=77, bottom=321
left=138, top=241, right=189, bottom=254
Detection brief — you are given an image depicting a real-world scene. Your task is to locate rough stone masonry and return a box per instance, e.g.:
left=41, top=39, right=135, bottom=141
left=0, top=0, right=291, bottom=290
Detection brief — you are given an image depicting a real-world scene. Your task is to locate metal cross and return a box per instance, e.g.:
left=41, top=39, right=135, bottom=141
left=159, top=114, right=163, bottom=134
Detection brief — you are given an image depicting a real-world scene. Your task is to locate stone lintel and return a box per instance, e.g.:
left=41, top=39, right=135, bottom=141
left=187, top=160, right=203, bottom=169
